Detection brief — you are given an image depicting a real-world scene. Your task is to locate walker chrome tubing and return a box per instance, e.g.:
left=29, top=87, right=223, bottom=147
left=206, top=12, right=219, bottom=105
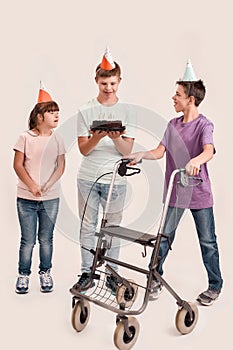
left=101, top=159, right=122, bottom=226
left=158, top=168, right=184, bottom=234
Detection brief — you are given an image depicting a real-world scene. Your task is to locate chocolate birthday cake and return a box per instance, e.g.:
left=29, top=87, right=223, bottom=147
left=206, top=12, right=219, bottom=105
left=90, top=120, right=125, bottom=132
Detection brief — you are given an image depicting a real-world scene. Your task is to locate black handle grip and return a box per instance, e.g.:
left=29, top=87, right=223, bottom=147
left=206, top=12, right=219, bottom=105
left=118, top=160, right=141, bottom=177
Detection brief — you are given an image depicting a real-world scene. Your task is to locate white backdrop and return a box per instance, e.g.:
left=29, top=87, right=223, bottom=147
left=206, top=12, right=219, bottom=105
left=1, top=1, right=232, bottom=349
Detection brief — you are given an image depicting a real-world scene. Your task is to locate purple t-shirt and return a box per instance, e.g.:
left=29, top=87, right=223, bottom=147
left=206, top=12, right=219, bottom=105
left=160, top=114, right=214, bottom=209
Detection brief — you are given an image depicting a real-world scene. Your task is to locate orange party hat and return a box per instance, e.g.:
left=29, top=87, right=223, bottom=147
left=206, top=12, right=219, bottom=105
left=37, top=81, right=53, bottom=103
left=100, top=47, right=116, bottom=70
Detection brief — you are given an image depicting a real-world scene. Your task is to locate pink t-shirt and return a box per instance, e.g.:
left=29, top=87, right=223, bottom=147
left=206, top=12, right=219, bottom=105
left=14, top=130, right=66, bottom=201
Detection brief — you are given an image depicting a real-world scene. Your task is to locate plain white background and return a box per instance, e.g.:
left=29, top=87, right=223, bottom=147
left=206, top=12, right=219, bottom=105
left=1, top=1, right=232, bottom=349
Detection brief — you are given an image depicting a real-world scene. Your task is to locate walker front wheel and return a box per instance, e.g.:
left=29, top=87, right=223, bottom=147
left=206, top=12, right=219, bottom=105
left=175, top=302, right=198, bottom=334
left=116, top=279, right=138, bottom=308
left=71, top=299, right=90, bottom=332
left=114, top=317, right=140, bottom=350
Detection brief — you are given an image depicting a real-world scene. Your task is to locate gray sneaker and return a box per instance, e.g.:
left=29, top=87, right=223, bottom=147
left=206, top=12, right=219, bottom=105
left=15, top=274, right=29, bottom=294
left=196, top=289, right=221, bottom=306
left=149, top=280, right=163, bottom=301
left=39, top=270, right=53, bottom=293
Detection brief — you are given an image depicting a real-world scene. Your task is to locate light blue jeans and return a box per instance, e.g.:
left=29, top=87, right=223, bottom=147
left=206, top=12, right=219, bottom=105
left=155, top=206, right=223, bottom=291
left=77, top=179, right=126, bottom=273
left=17, top=198, right=59, bottom=275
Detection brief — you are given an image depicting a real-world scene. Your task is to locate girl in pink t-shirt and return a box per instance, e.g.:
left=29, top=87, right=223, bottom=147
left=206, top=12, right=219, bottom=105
left=13, top=100, right=66, bottom=294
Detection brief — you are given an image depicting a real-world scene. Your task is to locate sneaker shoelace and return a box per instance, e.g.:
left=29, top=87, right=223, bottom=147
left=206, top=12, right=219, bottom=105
left=40, top=273, right=52, bottom=286
left=18, top=275, right=28, bottom=287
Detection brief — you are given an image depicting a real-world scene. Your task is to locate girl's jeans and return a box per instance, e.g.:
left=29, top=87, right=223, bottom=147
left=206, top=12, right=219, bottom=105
left=78, top=179, right=126, bottom=274
left=155, top=206, right=223, bottom=291
left=17, top=197, right=59, bottom=275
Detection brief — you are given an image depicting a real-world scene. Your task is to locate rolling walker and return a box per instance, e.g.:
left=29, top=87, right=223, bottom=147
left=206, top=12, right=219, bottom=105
left=70, top=159, right=202, bottom=349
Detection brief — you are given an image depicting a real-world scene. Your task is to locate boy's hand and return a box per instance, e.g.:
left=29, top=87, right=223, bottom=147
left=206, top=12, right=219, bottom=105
left=123, top=152, right=144, bottom=165
left=185, top=160, right=200, bottom=176
left=107, top=131, right=123, bottom=139
left=90, top=130, right=108, bottom=139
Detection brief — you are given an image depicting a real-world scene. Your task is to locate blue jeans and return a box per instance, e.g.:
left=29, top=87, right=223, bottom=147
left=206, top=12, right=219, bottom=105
left=17, top=198, right=59, bottom=275
left=78, top=179, right=126, bottom=273
left=156, top=206, right=223, bottom=291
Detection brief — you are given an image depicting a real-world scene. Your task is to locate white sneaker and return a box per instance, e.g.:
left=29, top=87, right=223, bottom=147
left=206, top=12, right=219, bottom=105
left=15, top=274, right=29, bottom=294
left=149, top=280, right=163, bottom=301
left=39, top=270, right=53, bottom=293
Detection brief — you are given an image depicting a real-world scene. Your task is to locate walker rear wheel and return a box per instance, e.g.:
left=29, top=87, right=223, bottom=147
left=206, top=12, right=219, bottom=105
left=71, top=299, right=90, bottom=332
left=116, top=279, right=138, bottom=308
left=175, top=302, right=198, bottom=334
left=114, top=317, right=140, bottom=350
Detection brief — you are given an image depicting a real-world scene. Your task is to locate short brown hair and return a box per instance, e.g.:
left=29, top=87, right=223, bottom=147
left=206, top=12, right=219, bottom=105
left=176, top=80, right=206, bottom=106
left=28, top=101, right=59, bottom=129
left=95, top=62, right=121, bottom=79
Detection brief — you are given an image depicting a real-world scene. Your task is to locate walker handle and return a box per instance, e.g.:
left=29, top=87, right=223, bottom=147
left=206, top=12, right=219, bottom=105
left=118, top=159, right=141, bottom=177
left=179, top=169, right=203, bottom=187
left=121, top=158, right=142, bottom=164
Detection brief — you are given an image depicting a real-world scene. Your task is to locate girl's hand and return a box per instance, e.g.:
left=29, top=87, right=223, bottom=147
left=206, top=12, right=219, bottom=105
left=41, top=183, right=49, bottom=195
left=29, top=183, right=42, bottom=197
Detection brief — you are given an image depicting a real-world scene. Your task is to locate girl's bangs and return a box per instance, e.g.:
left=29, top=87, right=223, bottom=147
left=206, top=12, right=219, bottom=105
left=38, top=101, right=59, bottom=113
left=44, top=101, right=59, bottom=112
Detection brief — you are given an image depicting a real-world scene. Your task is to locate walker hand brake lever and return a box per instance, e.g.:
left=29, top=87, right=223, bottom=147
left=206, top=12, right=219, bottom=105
left=118, top=159, right=141, bottom=177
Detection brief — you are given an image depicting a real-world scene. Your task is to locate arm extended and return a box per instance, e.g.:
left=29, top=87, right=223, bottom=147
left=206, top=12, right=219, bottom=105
left=126, top=143, right=166, bottom=164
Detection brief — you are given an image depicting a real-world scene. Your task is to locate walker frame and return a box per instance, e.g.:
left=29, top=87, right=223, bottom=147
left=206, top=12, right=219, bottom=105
left=70, top=159, right=201, bottom=349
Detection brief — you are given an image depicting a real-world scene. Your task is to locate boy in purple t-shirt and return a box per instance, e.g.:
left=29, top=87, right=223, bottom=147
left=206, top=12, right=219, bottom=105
left=128, top=67, right=223, bottom=306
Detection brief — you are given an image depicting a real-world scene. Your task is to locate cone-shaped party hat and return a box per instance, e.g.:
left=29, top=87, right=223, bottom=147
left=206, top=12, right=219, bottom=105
left=182, top=59, right=197, bottom=81
left=100, top=47, right=116, bottom=70
left=37, top=81, right=53, bottom=103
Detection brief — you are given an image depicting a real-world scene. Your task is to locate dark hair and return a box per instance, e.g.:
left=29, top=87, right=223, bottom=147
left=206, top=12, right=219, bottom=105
left=176, top=80, right=206, bottom=106
left=95, top=61, right=121, bottom=79
left=28, top=101, right=59, bottom=129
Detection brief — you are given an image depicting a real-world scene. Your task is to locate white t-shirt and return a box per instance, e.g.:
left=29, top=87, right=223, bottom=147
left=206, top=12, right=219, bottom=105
left=77, top=98, right=137, bottom=184
left=14, top=130, right=66, bottom=200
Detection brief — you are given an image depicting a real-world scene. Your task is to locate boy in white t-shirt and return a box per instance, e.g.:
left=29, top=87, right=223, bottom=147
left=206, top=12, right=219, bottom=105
left=72, top=49, right=136, bottom=294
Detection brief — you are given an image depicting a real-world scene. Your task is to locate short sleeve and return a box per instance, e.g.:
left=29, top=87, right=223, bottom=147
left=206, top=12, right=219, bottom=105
left=13, top=133, right=26, bottom=153
left=54, top=133, right=66, bottom=155
left=160, top=123, right=170, bottom=148
left=123, top=104, right=137, bottom=139
left=77, top=110, right=90, bottom=137
left=202, top=121, right=214, bottom=146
